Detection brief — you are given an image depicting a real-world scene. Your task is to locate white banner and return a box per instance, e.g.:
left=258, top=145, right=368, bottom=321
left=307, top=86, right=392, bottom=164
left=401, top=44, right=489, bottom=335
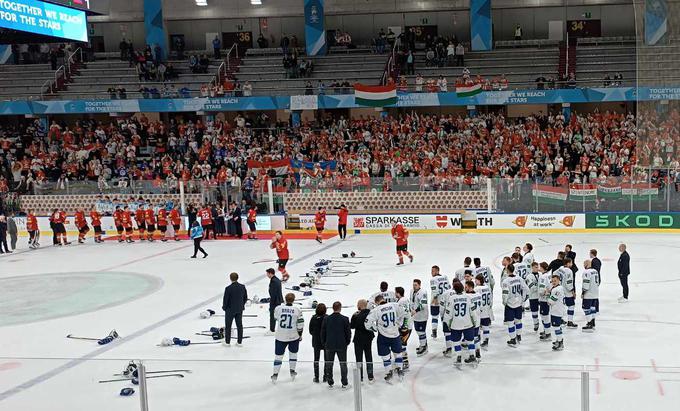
left=476, top=213, right=585, bottom=230
left=290, top=95, right=318, bottom=110
left=299, top=214, right=462, bottom=231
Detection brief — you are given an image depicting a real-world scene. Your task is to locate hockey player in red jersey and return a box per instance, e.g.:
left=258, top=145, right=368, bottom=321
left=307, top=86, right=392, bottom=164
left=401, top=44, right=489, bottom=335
left=314, top=206, right=326, bottom=244
left=74, top=208, right=90, bottom=243
left=391, top=222, right=414, bottom=265
left=90, top=206, right=103, bottom=243
left=144, top=205, right=157, bottom=242
left=157, top=207, right=169, bottom=242
left=246, top=205, right=257, bottom=240
left=169, top=206, right=182, bottom=241
left=135, top=205, right=146, bottom=240
left=121, top=206, right=135, bottom=243
left=270, top=230, right=290, bottom=282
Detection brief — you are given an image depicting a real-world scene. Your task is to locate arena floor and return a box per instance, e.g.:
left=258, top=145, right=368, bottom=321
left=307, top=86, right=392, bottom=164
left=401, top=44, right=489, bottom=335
left=1, top=232, right=679, bottom=410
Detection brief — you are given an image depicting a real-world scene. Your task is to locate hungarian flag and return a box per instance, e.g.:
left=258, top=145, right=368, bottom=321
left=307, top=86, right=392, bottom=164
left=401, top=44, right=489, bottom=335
left=247, top=159, right=291, bottom=176
left=354, top=84, right=397, bottom=107
left=455, top=83, right=482, bottom=97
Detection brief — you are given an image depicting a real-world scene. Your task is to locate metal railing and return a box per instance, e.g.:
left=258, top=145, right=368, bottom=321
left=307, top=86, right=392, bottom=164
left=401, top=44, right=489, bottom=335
left=226, top=43, right=239, bottom=71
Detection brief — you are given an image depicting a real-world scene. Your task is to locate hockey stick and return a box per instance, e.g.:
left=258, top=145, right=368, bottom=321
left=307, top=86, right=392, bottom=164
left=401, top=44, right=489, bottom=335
left=252, top=257, right=295, bottom=264
left=113, top=369, right=192, bottom=377
left=330, top=260, right=362, bottom=264
left=99, top=374, right=185, bottom=383
left=339, top=256, right=372, bottom=259
left=212, top=314, right=258, bottom=318
left=66, top=335, right=99, bottom=341
left=195, top=333, right=253, bottom=338
left=316, top=282, right=349, bottom=286
left=200, top=326, right=266, bottom=333
left=155, top=341, right=223, bottom=347
left=301, top=273, right=350, bottom=278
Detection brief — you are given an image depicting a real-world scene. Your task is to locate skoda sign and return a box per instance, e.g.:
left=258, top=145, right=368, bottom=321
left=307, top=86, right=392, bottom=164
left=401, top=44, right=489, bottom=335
left=586, top=213, right=680, bottom=229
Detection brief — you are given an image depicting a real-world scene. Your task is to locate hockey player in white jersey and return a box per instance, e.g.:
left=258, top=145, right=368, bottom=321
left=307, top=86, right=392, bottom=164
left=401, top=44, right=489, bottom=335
left=395, top=286, right=412, bottom=370
left=581, top=260, right=600, bottom=332
left=465, top=280, right=482, bottom=361
left=271, top=293, right=305, bottom=383
left=501, top=264, right=529, bottom=347
left=474, top=274, right=493, bottom=349
left=369, top=281, right=397, bottom=309
left=559, top=258, right=577, bottom=328
left=538, top=262, right=554, bottom=342
left=443, top=281, right=479, bottom=368
left=410, top=279, right=429, bottom=355
left=473, top=257, right=495, bottom=292
left=439, top=280, right=458, bottom=357
left=365, top=295, right=407, bottom=383
left=454, top=257, right=473, bottom=283
left=512, top=252, right=531, bottom=282
left=500, top=256, right=513, bottom=284
left=547, top=274, right=566, bottom=351
left=523, top=243, right=535, bottom=266
left=429, top=265, right=451, bottom=338
left=527, top=262, right=541, bottom=332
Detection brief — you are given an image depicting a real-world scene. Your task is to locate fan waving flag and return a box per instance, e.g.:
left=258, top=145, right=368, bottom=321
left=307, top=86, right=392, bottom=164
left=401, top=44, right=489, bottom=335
left=354, top=84, right=397, bottom=107
left=455, top=83, right=483, bottom=97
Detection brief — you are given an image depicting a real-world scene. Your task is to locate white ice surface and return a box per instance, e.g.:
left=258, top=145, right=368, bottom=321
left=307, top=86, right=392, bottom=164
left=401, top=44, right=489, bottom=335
left=1, top=232, right=680, bottom=411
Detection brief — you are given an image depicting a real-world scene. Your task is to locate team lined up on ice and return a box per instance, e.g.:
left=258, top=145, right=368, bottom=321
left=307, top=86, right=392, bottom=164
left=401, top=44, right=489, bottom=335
left=270, top=238, right=600, bottom=386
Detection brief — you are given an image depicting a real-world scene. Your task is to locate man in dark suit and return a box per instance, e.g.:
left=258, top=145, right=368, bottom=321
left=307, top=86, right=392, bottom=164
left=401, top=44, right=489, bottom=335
left=565, top=244, right=578, bottom=273
left=617, top=244, right=630, bottom=302
left=222, top=272, right=248, bottom=346
left=321, top=301, right=351, bottom=388
left=590, top=249, right=602, bottom=274
left=350, top=299, right=374, bottom=382
left=231, top=202, right=243, bottom=238
left=267, top=268, right=284, bottom=332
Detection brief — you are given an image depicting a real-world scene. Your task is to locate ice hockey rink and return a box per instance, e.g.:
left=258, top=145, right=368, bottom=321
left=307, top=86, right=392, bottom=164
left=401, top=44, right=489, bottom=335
left=1, top=231, right=679, bottom=411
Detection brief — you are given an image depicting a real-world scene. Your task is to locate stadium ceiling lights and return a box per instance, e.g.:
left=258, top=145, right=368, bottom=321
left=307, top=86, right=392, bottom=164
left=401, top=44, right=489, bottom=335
left=251, top=0, right=262, bottom=5
left=195, top=0, right=208, bottom=6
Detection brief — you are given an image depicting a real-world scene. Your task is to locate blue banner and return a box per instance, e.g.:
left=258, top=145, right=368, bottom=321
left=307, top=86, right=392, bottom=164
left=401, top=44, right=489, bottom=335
left=0, top=0, right=87, bottom=42
left=645, top=0, right=668, bottom=45
left=3, top=87, right=680, bottom=116
left=470, top=0, right=492, bottom=51
left=304, top=0, right=326, bottom=56
left=143, top=0, right=168, bottom=60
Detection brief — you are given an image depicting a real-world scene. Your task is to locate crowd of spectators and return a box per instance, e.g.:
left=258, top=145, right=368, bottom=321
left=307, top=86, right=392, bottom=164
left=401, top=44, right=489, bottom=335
left=2, top=108, right=679, bottom=199
left=603, top=73, right=624, bottom=87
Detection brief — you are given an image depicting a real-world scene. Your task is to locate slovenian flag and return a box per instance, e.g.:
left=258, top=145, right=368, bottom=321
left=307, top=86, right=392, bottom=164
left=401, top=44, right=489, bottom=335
left=455, top=83, right=483, bottom=97
left=354, top=84, right=397, bottom=107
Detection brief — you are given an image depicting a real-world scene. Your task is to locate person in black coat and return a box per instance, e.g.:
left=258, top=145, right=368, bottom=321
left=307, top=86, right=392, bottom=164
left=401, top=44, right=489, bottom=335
left=548, top=251, right=566, bottom=273
left=231, top=202, right=243, bottom=238
left=617, top=244, right=630, bottom=302
left=590, top=249, right=602, bottom=274
left=222, top=272, right=248, bottom=345
left=565, top=244, right=578, bottom=273
left=267, top=268, right=284, bottom=332
left=308, top=303, right=328, bottom=383
left=0, top=215, right=9, bottom=254
left=350, top=299, right=374, bottom=382
left=321, top=301, right=351, bottom=388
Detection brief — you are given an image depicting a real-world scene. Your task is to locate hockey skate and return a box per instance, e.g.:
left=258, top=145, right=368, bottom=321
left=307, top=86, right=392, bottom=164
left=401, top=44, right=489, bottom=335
left=416, top=344, right=428, bottom=356
left=384, top=370, right=394, bottom=384
left=464, top=355, right=478, bottom=368
left=442, top=347, right=452, bottom=357
left=552, top=341, right=564, bottom=351
left=397, top=368, right=404, bottom=381
left=507, top=338, right=517, bottom=348
left=270, top=373, right=278, bottom=383
left=566, top=321, right=578, bottom=329
left=290, top=370, right=297, bottom=381
left=454, top=356, right=462, bottom=370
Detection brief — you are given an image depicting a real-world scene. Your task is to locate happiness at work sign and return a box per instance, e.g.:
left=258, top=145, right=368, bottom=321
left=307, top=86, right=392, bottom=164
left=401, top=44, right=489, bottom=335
left=0, top=0, right=88, bottom=42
